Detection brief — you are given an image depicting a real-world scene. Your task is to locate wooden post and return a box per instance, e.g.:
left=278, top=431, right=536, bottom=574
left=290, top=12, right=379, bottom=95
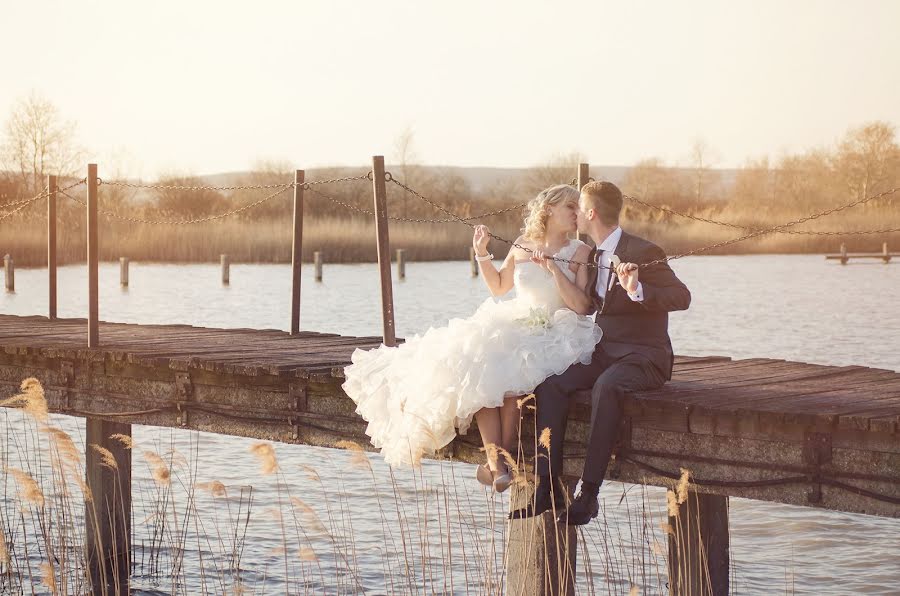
left=221, top=254, right=230, bottom=285
left=470, top=247, right=479, bottom=277
left=87, top=164, right=99, bottom=347
left=290, top=170, right=305, bottom=335
left=119, top=257, right=129, bottom=287
left=667, top=490, right=730, bottom=596
left=506, top=480, right=577, bottom=595
left=840, top=243, right=848, bottom=265
left=576, top=163, right=590, bottom=244
left=371, top=156, right=396, bottom=347
left=85, top=419, right=132, bottom=595
left=396, top=248, right=406, bottom=280
left=48, top=175, right=58, bottom=318
left=883, top=242, right=891, bottom=264
left=3, top=255, right=13, bottom=292
left=314, top=251, right=323, bottom=282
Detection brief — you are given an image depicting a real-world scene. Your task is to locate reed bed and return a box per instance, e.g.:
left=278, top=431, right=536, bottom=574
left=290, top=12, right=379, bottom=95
left=2, top=190, right=898, bottom=268
left=0, top=378, right=748, bottom=594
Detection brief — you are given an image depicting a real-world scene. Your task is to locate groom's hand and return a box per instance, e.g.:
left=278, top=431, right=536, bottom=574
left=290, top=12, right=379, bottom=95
left=616, top=262, right=639, bottom=293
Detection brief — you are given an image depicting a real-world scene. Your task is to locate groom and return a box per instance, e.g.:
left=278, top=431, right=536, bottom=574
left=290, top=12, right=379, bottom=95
left=512, top=181, right=691, bottom=525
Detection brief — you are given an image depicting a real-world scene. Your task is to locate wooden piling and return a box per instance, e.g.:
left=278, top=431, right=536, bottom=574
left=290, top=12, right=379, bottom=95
left=506, top=481, right=577, bottom=595
left=290, top=170, right=305, bottom=335
left=883, top=242, right=891, bottom=264
left=371, top=156, right=396, bottom=347
left=87, top=164, right=99, bottom=347
left=3, top=254, right=13, bottom=292
left=314, top=251, right=323, bottom=282
left=85, top=419, right=132, bottom=595
left=470, top=247, right=478, bottom=277
left=48, top=175, right=58, bottom=318
left=667, top=490, right=730, bottom=596
left=221, top=254, right=230, bottom=285
left=840, top=243, right=848, bottom=265
left=120, top=257, right=129, bottom=287
left=577, top=163, right=590, bottom=244
left=396, top=248, right=406, bottom=280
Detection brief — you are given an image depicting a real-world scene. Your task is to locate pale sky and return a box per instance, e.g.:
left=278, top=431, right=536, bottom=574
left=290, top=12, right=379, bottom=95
left=3, top=0, right=899, bottom=178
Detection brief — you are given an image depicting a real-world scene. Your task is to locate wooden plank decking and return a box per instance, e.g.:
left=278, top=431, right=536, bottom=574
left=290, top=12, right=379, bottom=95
left=1, top=314, right=898, bottom=518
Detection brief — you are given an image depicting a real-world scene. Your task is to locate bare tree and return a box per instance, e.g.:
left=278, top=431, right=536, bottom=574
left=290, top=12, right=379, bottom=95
left=834, top=121, right=900, bottom=207
left=392, top=126, right=419, bottom=217
left=688, top=138, right=722, bottom=203
left=623, top=157, right=670, bottom=200
left=1, top=92, right=84, bottom=196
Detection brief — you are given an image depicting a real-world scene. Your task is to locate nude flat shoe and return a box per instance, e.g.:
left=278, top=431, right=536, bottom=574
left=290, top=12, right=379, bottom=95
left=492, top=472, right=512, bottom=493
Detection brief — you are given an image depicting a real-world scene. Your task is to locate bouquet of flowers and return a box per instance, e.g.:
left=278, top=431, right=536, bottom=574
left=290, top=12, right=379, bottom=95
left=516, top=306, right=552, bottom=331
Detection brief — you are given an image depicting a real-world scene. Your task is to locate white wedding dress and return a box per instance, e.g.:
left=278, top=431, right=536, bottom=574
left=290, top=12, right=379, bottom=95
left=342, top=239, right=602, bottom=467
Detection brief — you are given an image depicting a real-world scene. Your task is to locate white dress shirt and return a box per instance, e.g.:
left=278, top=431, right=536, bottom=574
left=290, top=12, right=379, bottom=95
left=595, top=227, right=644, bottom=302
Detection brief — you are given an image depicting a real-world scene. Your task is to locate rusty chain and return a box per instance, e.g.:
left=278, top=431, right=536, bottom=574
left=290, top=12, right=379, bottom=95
left=58, top=184, right=294, bottom=225
left=0, top=179, right=87, bottom=223
left=625, top=191, right=900, bottom=237
left=305, top=185, right=530, bottom=224
left=388, top=174, right=612, bottom=270
left=99, top=172, right=371, bottom=192
left=643, top=185, right=900, bottom=267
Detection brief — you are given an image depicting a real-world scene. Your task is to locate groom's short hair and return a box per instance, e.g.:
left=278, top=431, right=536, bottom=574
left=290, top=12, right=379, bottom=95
left=581, top=181, right=623, bottom=225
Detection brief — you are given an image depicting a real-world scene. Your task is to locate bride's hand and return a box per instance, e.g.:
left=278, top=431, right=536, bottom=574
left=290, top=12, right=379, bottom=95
left=530, top=250, right=556, bottom=273
left=473, top=225, right=490, bottom=255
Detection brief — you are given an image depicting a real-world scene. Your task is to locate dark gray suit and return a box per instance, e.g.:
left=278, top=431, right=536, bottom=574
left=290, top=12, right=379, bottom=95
left=534, top=231, right=691, bottom=484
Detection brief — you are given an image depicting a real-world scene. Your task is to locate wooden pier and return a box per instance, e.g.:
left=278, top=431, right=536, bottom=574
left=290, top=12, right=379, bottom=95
left=826, top=242, right=895, bottom=264
left=1, top=314, right=898, bottom=595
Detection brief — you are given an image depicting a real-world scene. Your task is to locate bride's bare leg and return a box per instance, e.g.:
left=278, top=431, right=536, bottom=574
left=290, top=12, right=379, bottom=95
left=474, top=406, right=502, bottom=472
left=500, top=394, right=522, bottom=459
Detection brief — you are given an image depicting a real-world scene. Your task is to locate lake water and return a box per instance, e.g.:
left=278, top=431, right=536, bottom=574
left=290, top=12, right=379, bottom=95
left=1, top=255, right=899, bottom=594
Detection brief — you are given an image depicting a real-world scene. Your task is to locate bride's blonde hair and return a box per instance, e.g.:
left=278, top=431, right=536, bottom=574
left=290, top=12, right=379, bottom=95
left=521, top=184, right=580, bottom=241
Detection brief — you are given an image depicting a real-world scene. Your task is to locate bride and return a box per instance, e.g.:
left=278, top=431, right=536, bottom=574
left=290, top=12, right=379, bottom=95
left=342, top=184, right=601, bottom=491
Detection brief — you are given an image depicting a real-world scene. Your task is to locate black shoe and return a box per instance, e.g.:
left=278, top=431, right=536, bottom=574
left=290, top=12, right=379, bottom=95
left=557, top=490, right=599, bottom=525
left=508, top=480, right=568, bottom=520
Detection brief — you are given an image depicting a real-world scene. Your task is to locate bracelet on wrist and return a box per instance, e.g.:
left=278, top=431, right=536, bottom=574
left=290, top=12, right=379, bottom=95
left=475, top=253, right=494, bottom=262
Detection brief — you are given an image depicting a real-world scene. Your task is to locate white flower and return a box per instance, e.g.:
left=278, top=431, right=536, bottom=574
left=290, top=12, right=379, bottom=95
left=516, top=306, right=552, bottom=330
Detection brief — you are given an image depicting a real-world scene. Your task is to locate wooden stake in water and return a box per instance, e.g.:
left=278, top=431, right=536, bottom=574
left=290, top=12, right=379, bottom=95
left=396, top=248, right=406, bottom=280
left=85, top=419, right=132, bottom=595
left=290, top=170, right=305, bottom=335
left=87, top=164, right=99, bottom=347
left=3, top=254, right=13, bottom=292
left=48, top=175, right=58, bottom=318
left=314, top=251, right=323, bottom=282
left=470, top=247, right=478, bottom=277
left=667, top=490, right=730, bottom=596
left=221, top=254, right=230, bottom=285
left=840, top=243, right=848, bottom=265
left=120, top=257, right=129, bottom=287
left=371, top=156, right=396, bottom=347
left=883, top=242, right=891, bottom=264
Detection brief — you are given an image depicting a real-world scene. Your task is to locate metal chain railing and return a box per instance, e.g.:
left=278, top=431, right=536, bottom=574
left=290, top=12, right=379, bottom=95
left=99, top=172, right=372, bottom=192
left=0, top=179, right=86, bottom=223
left=59, top=184, right=294, bottom=225
left=624, top=191, right=900, bottom=237
left=305, top=185, right=530, bottom=224
left=644, top=185, right=900, bottom=267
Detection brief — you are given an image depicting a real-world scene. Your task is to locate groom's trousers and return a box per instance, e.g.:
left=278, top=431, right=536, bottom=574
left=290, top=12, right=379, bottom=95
left=534, top=346, right=665, bottom=485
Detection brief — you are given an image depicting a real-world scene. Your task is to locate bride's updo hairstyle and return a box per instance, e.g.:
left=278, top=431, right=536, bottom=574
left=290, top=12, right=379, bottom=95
left=521, top=184, right=580, bottom=241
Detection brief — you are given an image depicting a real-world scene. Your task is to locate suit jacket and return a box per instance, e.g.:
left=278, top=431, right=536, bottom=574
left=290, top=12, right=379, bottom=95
left=586, top=231, right=691, bottom=380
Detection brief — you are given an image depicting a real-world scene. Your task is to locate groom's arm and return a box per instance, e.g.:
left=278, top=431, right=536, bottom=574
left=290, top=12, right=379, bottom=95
left=632, top=245, right=691, bottom=312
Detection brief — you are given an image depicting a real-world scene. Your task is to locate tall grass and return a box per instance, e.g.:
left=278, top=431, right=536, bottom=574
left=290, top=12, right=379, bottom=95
left=1, top=378, right=801, bottom=594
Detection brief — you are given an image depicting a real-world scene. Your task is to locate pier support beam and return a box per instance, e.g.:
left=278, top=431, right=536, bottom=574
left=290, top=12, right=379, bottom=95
left=667, top=490, right=729, bottom=596
left=85, top=419, right=132, bottom=595
left=506, top=481, right=577, bottom=595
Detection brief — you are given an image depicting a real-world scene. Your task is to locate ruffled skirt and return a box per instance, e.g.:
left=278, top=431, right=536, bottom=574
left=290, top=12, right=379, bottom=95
left=342, top=298, right=602, bottom=467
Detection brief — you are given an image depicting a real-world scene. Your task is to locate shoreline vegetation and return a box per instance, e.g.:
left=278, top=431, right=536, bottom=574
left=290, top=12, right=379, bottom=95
left=3, top=121, right=899, bottom=267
